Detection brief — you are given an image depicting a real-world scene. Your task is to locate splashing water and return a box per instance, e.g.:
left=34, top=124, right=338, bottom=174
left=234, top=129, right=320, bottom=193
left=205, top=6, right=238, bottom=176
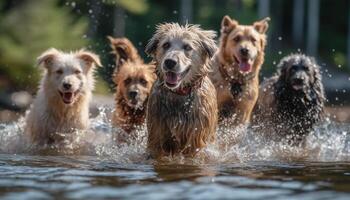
left=0, top=107, right=350, bottom=163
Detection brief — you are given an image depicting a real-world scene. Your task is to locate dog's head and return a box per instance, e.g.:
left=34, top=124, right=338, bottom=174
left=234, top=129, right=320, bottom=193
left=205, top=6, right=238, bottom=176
left=37, top=48, right=101, bottom=105
left=220, top=15, right=269, bottom=74
left=109, top=37, right=156, bottom=109
left=145, top=23, right=216, bottom=90
left=114, top=61, right=156, bottom=109
left=277, top=54, right=322, bottom=93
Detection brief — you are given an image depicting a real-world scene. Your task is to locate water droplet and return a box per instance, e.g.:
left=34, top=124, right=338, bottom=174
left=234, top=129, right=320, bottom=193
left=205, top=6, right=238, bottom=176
left=88, top=9, right=93, bottom=14
left=332, top=49, right=335, bottom=52
left=273, top=61, right=276, bottom=65
left=278, top=51, right=282, bottom=55
left=278, top=36, right=282, bottom=41
left=297, top=48, right=301, bottom=52
left=173, top=10, right=178, bottom=14
left=337, top=64, right=342, bottom=68
left=71, top=2, right=76, bottom=8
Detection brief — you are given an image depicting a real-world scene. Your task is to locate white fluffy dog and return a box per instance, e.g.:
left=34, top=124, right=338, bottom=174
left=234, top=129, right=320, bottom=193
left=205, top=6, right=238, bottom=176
left=24, top=48, right=101, bottom=145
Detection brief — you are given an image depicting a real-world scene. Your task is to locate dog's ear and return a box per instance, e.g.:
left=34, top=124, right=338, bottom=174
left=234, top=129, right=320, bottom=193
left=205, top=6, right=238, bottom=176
left=221, top=15, right=238, bottom=34
left=145, top=35, right=159, bottom=57
left=253, top=17, right=270, bottom=34
left=310, top=58, right=325, bottom=102
left=108, top=36, right=140, bottom=65
left=76, top=50, right=102, bottom=70
left=37, top=48, right=60, bottom=69
left=198, top=30, right=217, bottom=58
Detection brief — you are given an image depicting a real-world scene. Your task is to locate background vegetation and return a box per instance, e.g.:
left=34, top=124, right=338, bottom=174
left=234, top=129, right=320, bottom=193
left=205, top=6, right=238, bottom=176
left=0, top=0, right=349, bottom=96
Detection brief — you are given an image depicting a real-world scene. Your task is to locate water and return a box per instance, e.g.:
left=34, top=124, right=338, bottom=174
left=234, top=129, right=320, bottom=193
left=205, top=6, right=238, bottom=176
left=1, top=108, right=350, bottom=199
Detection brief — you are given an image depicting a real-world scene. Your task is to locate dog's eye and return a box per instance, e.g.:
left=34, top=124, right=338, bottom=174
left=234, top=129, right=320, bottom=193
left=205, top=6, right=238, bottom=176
left=74, top=70, right=82, bottom=74
left=250, top=37, right=257, bottom=43
left=183, top=44, right=192, bottom=51
left=233, top=36, right=241, bottom=42
left=56, top=69, right=63, bottom=75
left=124, top=78, right=132, bottom=85
left=302, top=66, right=309, bottom=71
left=140, top=78, right=148, bottom=86
left=162, top=42, right=170, bottom=50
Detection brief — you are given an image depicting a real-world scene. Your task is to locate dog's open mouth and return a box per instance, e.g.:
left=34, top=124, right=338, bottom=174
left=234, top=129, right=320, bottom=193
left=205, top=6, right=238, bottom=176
left=59, top=91, right=79, bottom=104
left=234, top=56, right=253, bottom=73
left=164, top=68, right=190, bottom=88
left=291, top=79, right=305, bottom=90
left=127, top=99, right=143, bottom=109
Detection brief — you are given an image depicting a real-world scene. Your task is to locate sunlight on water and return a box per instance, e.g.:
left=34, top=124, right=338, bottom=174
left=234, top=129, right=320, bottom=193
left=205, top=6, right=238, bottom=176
left=0, top=107, right=350, bottom=163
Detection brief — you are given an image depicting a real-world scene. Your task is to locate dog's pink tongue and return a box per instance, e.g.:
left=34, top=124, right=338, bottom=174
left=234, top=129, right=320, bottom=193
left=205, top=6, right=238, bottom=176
left=63, top=92, right=73, bottom=103
left=165, top=72, right=180, bottom=84
left=239, top=62, right=251, bottom=72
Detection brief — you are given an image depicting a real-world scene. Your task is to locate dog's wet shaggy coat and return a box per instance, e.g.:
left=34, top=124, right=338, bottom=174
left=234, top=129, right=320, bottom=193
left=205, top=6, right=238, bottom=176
left=24, top=48, right=101, bottom=145
left=253, top=54, right=325, bottom=144
left=108, top=37, right=156, bottom=133
left=145, top=23, right=218, bottom=158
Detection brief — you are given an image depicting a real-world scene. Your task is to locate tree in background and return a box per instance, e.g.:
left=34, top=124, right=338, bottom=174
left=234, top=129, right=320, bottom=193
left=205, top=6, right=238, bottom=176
left=0, top=0, right=88, bottom=92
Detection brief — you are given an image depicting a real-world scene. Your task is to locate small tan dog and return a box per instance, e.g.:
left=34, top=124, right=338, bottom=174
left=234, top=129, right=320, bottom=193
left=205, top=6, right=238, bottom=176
left=210, top=15, right=270, bottom=125
left=108, top=37, right=156, bottom=133
left=145, top=23, right=218, bottom=158
left=24, top=48, right=101, bottom=145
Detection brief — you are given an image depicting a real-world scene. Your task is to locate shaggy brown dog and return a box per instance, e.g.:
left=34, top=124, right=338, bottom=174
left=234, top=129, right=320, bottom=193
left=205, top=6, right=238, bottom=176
left=25, top=48, right=101, bottom=145
left=145, top=23, right=218, bottom=158
left=210, top=15, right=270, bottom=125
left=252, top=54, right=325, bottom=144
left=108, top=37, right=156, bottom=133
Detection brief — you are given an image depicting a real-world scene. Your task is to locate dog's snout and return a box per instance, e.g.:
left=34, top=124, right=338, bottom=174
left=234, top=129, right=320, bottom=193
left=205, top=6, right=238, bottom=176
left=164, top=59, right=177, bottom=70
left=240, top=48, right=249, bottom=56
left=128, top=91, right=138, bottom=99
left=63, top=83, right=72, bottom=90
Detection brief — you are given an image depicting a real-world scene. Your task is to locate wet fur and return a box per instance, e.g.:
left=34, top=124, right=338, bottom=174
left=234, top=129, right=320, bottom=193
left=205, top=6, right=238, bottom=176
left=253, top=54, right=325, bottom=144
left=210, top=16, right=270, bottom=125
left=24, top=48, right=101, bottom=145
left=108, top=37, right=156, bottom=133
left=145, top=23, right=218, bottom=158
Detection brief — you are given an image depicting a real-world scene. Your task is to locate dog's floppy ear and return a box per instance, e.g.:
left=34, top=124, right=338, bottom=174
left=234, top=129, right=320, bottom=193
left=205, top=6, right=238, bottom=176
left=108, top=36, right=140, bottom=65
left=145, top=35, right=159, bottom=57
left=221, top=15, right=238, bottom=34
left=76, top=50, right=102, bottom=70
left=146, top=23, right=172, bottom=57
left=253, top=17, right=270, bottom=34
left=198, top=30, right=217, bottom=58
left=37, top=48, right=60, bottom=69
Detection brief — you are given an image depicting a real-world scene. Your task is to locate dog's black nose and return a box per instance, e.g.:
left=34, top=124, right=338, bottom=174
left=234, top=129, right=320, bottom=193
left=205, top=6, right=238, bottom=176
left=128, top=91, right=138, bottom=99
left=240, top=48, right=249, bottom=56
left=63, top=83, right=72, bottom=90
left=164, top=59, right=177, bottom=70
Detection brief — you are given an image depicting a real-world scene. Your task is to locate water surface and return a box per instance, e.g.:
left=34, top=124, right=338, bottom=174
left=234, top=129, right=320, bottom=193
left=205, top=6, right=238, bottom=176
left=0, top=109, right=350, bottom=199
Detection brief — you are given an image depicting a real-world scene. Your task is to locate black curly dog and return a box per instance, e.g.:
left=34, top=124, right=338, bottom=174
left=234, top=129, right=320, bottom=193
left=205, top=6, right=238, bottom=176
left=253, top=54, right=325, bottom=145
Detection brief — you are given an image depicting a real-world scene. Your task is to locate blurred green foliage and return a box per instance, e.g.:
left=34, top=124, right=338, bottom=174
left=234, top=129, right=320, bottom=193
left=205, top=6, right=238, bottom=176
left=0, top=0, right=87, bottom=92
left=0, top=0, right=348, bottom=93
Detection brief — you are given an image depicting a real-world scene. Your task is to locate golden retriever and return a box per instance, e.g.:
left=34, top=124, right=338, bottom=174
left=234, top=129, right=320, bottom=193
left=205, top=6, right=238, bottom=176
left=210, top=15, right=270, bottom=125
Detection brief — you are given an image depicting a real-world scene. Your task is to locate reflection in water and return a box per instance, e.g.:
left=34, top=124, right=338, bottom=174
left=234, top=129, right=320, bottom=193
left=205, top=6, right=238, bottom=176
left=1, top=107, right=350, bottom=199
